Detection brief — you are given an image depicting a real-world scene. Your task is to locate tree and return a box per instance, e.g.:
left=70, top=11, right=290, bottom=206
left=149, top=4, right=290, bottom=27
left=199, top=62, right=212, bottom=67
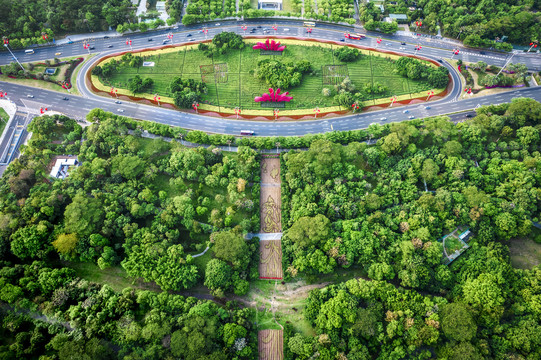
left=10, top=224, right=49, bottom=259
left=112, top=154, right=146, bottom=179
left=52, top=233, right=78, bottom=256
left=421, top=158, right=439, bottom=183
left=204, top=259, right=232, bottom=294
left=213, top=230, right=249, bottom=268
left=462, top=273, right=505, bottom=318
left=286, top=214, right=330, bottom=249
left=516, top=126, right=539, bottom=147
left=440, top=303, right=477, bottom=342
left=64, top=193, right=104, bottom=237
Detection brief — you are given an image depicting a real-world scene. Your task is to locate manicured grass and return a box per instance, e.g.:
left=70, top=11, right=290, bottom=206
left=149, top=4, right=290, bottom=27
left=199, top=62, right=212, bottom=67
left=100, top=41, right=437, bottom=111
left=0, top=108, right=8, bottom=137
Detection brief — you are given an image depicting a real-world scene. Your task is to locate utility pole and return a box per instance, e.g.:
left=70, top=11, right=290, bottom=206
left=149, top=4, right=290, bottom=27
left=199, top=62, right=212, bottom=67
left=496, top=52, right=517, bottom=76
left=3, top=38, right=25, bottom=71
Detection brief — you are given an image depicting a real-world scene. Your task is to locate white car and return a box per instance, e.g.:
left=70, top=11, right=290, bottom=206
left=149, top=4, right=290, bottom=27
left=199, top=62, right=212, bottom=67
left=215, top=23, right=221, bottom=26
left=403, top=109, right=409, bottom=113
left=283, top=28, right=290, bottom=31
left=408, top=115, right=415, bottom=119
left=27, top=94, right=34, bottom=98
left=117, top=108, right=124, bottom=113
left=380, top=117, right=387, bottom=121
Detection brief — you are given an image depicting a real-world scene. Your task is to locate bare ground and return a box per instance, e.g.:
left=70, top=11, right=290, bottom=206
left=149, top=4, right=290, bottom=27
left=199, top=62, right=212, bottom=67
left=508, top=237, right=541, bottom=269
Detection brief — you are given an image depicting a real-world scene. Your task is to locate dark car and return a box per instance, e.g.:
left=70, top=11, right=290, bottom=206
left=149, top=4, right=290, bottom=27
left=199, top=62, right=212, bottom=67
left=401, top=42, right=406, bottom=45
left=104, top=36, right=110, bottom=39
left=339, top=38, right=345, bottom=42
left=148, top=38, right=153, bottom=41
left=63, top=97, right=69, bottom=100
left=107, top=45, right=113, bottom=48
left=89, top=46, right=95, bottom=50
left=466, top=114, right=474, bottom=118
left=437, top=59, right=443, bottom=63
left=479, top=51, right=486, bottom=55
left=257, top=25, right=262, bottom=28
left=186, top=33, right=192, bottom=37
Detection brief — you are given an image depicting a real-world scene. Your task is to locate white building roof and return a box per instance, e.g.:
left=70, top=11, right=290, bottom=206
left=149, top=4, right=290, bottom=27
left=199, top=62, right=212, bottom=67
left=50, top=158, right=78, bottom=179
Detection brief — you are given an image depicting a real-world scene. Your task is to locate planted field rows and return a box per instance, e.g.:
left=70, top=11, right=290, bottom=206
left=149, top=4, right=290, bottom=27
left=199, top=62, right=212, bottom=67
left=258, top=329, right=283, bottom=360
left=260, top=157, right=281, bottom=233
left=102, top=42, right=436, bottom=110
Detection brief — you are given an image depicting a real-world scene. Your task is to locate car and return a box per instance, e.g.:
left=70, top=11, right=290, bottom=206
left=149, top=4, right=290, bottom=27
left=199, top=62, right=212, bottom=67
left=107, top=45, right=113, bottom=48
left=257, top=25, right=262, bottom=28
left=198, top=29, right=203, bottom=33
left=283, top=28, right=290, bottom=31
left=408, top=115, right=415, bottom=119
left=67, top=40, right=73, bottom=44
left=63, top=97, right=69, bottom=100
left=339, top=38, right=345, bottom=42
left=466, top=114, right=474, bottom=118
left=437, top=59, right=443, bottom=63
left=117, top=108, right=124, bottom=113
left=401, top=42, right=406, bottom=45
left=399, top=47, right=405, bottom=50
left=162, top=39, right=169, bottom=44
left=380, top=117, right=387, bottom=121
left=55, top=52, right=62, bottom=56
left=89, top=46, right=95, bottom=50
left=26, top=94, right=34, bottom=98
left=186, top=33, right=192, bottom=37
left=385, top=43, right=391, bottom=46
left=173, top=26, right=179, bottom=29
left=115, top=100, right=121, bottom=104
left=403, top=109, right=409, bottom=113
left=104, top=36, right=110, bottom=39
left=425, top=106, right=431, bottom=110
left=479, top=51, right=486, bottom=55
left=148, top=38, right=153, bottom=41
left=215, top=23, right=221, bottom=26
left=263, top=30, right=269, bottom=34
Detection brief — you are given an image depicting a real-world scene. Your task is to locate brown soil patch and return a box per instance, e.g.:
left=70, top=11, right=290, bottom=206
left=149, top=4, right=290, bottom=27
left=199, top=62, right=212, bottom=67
left=258, top=329, right=283, bottom=360
left=260, top=157, right=281, bottom=233
left=259, top=240, right=283, bottom=279
left=508, top=237, right=541, bottom=269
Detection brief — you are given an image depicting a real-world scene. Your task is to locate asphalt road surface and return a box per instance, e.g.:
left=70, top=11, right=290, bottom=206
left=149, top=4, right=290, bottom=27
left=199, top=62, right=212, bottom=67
left=0, top=19, right=540, bottom=138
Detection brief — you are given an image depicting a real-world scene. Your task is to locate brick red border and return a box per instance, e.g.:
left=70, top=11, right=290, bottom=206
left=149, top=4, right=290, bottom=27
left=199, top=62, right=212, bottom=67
left=86, top=37, right=453, bottom=121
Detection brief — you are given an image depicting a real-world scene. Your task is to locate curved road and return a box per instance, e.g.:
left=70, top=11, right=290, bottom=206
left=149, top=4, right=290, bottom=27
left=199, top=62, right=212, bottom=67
left=1, top=20, right=540, bottom=136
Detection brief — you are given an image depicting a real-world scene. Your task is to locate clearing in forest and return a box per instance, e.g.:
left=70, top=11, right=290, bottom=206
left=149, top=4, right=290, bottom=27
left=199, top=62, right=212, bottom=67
left=258, top=329, right=283, bottom=360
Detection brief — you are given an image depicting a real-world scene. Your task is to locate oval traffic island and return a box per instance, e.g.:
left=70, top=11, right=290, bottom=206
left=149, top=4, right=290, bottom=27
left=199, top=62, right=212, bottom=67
left=88, top=35, right=451, bottom=120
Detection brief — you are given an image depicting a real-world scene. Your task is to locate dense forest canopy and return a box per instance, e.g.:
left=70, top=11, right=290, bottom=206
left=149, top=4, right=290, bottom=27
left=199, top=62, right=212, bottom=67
left=1, top=99, right=541, bottom=359
left=0, top=0, right=135, bottom=47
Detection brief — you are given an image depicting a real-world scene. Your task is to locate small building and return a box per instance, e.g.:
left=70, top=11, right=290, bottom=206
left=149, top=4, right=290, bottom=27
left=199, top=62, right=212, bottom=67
left=50, top=158, right=78, bottom=179
left=259, top=0, right=282, bottom=10
left=389, top=13, right=409, bottom=23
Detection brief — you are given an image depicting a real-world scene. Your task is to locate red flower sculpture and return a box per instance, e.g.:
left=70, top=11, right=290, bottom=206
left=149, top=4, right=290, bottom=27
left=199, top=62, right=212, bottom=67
left=252, top=39, right=286, bottom=52
left=254, top=88, right=293, bottom=102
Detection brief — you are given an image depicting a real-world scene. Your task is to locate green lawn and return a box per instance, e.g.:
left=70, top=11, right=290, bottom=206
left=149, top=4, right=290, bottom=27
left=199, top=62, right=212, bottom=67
left=103, top=43, right=437, bottom=110
left=445, top=236, right=463, bottom=254
left=0, top=108, right=8, bottom=138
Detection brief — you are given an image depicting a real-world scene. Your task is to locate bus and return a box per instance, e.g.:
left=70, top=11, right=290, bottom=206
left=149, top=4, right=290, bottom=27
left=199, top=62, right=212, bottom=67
left=240, top=130, right=255, bottom=136
left=303, top=21, right=316, bottom=27
left=25, top=49, right=34, bottom=54
left=345, top=33, right=364, bottom=40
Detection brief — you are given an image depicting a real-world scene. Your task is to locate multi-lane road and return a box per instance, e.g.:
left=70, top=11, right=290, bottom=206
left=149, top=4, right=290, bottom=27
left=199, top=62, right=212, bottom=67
left=0, top=19, right=540, bottom=138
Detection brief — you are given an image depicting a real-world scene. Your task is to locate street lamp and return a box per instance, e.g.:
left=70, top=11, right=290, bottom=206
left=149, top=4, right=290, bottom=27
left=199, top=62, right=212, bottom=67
left=389, top=95, right=398, bottom=107
left=154, top=94, right=161, bottom=106
left=167, top=32, right=174, bottom=44
left=451, top=48, right=459, bottom=59
left=528, top=41, right=538, bottom=53
left=2, top=37, right=25, bottom=71
left=234, top=107, right=241, bottom=119
left=414, top=44, right=422, bottom=55
left=126, top=39, right=132, bottom=51
left=414, top=20, right=422, bottom=32
left=426, top=90, right=434, bottom=101
left=314, top=107, right=320, bottom=118
left=241, top=25, right=247, bottom=36
left=202, top=28, right=209, bottom=40
left=273, top=108, right=279, bottom=120
left=376, top=38, right=382, bottom=48
left=496, top=52, right=518, bottom=76
left=192, top=102, right=200, bottom=113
